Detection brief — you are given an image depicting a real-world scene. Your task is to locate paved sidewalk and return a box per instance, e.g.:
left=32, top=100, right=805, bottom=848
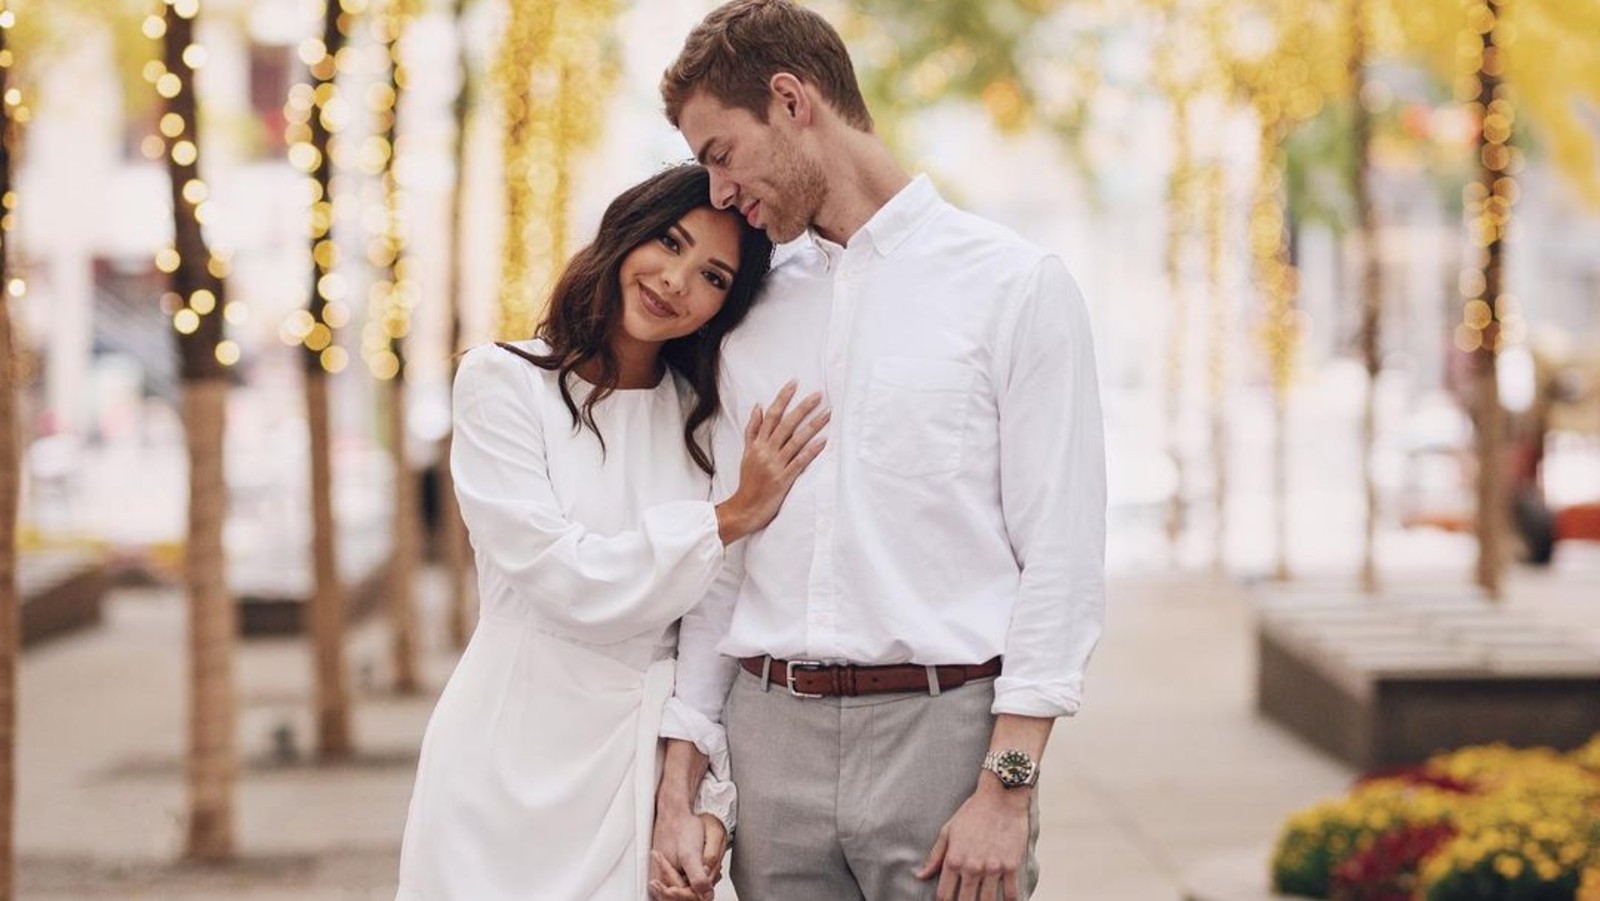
left=17, top=555, right=1598, bottom=899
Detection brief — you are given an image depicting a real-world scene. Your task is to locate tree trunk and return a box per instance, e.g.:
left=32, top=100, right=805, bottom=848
left=304, top=376, right=351, bottom=756
left=384, top=377, right=421, bottom=692
left=371, top=0, right=421, bottom=692
left=1271, top=393, right=1290, bottom=580
left=1203, top=163, right=1229, bottom=575
left=441, top=0, right=475, bottom=649
left=181, top=380, right=235, bottom=861
left=440, top=438, right=472, bottom=649
left=0, top=11, right=20, bottom=896
left=1252, top=124, right=1298, bottom=583
left=1466, top=0, right=1512, bottom=597
left=162, top=1, right=237, bottom=861
left=301, top=0, right=353, bottom=760
left=1352, top=0, right=1383, bottom=593
left=1162, top=96, right=1191, bottom=567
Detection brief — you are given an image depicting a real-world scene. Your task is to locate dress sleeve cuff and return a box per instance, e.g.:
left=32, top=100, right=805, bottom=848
left=659, top=696, right=729, bottom=760
left=647, top=500, right=725, bottom=564
left=691, top=748, right=737, bottom=834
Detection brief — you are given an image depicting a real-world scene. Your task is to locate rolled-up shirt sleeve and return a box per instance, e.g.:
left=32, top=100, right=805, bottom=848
left=992, top=254, right=1107, bottom=718
left=450, top=345, right=725, bottom=645
left=660, top=412, right=744, bottom=757
left=658, top=544, right=742, bottom=758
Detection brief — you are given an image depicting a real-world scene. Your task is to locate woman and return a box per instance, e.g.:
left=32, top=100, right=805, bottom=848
left=396, top=164, right=826, bottom=900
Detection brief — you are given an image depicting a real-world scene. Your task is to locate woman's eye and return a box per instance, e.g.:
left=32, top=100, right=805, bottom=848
left=704, top=271, right=727, bottom=289
left=659, top=234, right=680, bottom=252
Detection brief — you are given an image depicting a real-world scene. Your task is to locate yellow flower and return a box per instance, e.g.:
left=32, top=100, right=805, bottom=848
left=1570, top=735, right=1600, bottom=773
left=1578, top=865, right=1600, bottom=901
left=1495, top=854, right=1525, bottom=879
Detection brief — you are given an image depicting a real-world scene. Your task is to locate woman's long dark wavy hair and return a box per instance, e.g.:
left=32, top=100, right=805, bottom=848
left=500, top=163, right=772, bottom=475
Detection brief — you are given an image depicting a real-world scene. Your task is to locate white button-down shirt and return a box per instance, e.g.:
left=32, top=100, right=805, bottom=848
left=661, top=176, right=1106, bottom=757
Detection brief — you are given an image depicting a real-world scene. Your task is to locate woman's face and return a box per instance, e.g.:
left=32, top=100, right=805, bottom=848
left=616, top=206, right=743, bottom=345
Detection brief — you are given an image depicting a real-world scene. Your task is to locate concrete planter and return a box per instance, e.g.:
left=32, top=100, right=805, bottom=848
left=1254, top=590, right=1600, bottom=769
left=20, top=549, right=107, bottom=648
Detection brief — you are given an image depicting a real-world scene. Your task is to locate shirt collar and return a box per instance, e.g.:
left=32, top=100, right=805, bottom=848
left=856, top=174, right=941, bottom=258
left=770, top=234, right=812, bottom=270
left=771, top=174, right=942, bottom=271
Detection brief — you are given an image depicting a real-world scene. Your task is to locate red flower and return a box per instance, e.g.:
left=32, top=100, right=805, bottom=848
left=1331, top=823, right=1457, bottom=901
left=1355, top=766, right=1477, bottom=795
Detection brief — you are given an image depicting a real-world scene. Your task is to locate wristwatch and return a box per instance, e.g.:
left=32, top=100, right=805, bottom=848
left=981, top=748, right=1040, bottom=789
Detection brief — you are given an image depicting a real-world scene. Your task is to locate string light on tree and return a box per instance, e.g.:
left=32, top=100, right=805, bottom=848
left=493, top=0, right=618, bottom=340
left=1248, top=126, right=1302, bottom=394
left=360, top=0, right=416, bottom=382
left=1, top=0, right=31, bottom=327
left=1454, top=0, right=1520, bottom=358
left=282, top=0, right=359, bottom=374
left=0, top=0, right=22, bottom=281
left=148, top=0, right=238, bottom=370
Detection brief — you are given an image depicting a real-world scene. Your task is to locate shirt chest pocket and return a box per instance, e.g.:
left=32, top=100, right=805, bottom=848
left=860, top=357, right=977, bottom=477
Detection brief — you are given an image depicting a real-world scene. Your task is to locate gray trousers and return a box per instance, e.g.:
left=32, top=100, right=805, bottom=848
left=725, top=667, right=1040, bottom=900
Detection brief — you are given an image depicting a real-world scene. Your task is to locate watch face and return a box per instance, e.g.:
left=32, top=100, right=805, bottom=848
left=993, top=750, right=1035, bottom=787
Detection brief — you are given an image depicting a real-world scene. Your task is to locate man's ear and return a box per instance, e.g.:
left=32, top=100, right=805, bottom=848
left=768, top=72, right=813, bottom=126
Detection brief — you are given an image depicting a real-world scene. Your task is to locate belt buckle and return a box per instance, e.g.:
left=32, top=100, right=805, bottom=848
left=785, top=660, right=827, bottom=699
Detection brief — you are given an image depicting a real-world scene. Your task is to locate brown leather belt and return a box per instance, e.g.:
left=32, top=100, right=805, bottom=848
left=740, top=655, right=1002, bottom=698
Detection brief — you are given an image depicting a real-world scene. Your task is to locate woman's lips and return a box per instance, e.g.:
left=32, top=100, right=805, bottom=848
left=640, top=284, right=676, bottom=319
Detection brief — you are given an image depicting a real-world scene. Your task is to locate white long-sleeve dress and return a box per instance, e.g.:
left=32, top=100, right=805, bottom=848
left=396, top=340, right=728, bottom=901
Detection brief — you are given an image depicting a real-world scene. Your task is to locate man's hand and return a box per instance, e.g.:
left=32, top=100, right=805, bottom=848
left=650, top=739, right=719, bottom=900
left=915, top=779, right=1031, bottom=901
left=648, top=806, right=726, bottom=901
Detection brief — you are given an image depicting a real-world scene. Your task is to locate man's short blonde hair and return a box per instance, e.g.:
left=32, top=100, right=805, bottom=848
left=661, top=0, right=874, bottom=132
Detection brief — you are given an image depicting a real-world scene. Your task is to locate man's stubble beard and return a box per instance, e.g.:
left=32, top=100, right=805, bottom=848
left=764, top=143, right=830, bottom=245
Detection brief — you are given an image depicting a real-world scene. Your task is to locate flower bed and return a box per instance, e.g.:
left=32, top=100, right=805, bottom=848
left=1271, top=736, right=1600, bottom=900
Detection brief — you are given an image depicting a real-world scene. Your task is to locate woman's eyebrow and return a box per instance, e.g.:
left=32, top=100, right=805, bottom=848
left=675, top=222, right=736, bottom=278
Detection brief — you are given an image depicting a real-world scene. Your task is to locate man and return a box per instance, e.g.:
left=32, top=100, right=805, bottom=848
left=649, top=2, right=1106, bottom=899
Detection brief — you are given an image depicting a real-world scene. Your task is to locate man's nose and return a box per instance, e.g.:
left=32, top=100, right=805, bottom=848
left=708, top=170, right=737, bottom=210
